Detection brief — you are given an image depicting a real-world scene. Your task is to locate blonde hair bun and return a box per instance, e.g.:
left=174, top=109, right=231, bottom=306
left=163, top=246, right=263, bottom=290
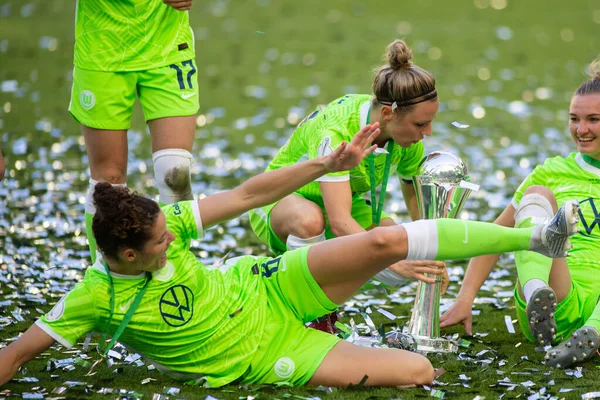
left=387, top=40, right=413, bottom=71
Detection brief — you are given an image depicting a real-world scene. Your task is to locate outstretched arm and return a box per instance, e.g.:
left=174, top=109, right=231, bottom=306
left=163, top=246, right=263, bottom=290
left=0, top=325, right=55, bottom=385
left=439, top=204, right=516, bottom=334
left=198, top=123, right=380, bottom=229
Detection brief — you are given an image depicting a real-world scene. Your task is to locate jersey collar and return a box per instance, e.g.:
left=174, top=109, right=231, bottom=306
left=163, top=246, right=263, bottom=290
left=575, top=152, right=600, bottom=177
left=92, top=255, right=146, bottom=279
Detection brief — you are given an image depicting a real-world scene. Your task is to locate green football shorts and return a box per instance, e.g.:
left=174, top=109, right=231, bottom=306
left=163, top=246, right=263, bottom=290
left=515, top=281, right=597, bottom=343
left=241, top=246, right=341, bottom=386
left=249, top=193, right=392, bottom=254
left=69, top=61, right=199, bottom=130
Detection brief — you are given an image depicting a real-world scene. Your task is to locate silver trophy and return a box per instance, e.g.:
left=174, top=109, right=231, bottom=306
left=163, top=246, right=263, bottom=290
left=407, top=151, right=479, bottom=353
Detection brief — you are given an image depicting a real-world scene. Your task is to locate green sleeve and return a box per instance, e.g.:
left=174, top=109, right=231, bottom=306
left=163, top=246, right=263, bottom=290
left=396, top=141, right=425, bottom=180
left=35, top=282, right=96, bottom=348
left=308, top=128, right=350, bottom=181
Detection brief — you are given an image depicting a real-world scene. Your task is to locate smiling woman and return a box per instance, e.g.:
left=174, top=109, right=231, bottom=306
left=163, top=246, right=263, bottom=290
left=441, top=57, right=600, bottom=370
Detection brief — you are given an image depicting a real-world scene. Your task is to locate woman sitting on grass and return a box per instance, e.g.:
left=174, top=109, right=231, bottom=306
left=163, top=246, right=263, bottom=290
left=0, top=123, right=579, bottom=388
left=441, top=58, right=600, bottom=369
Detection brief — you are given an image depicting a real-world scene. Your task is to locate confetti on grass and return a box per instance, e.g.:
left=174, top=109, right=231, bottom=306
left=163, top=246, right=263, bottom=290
left=504, top=315, right=516, bottom=333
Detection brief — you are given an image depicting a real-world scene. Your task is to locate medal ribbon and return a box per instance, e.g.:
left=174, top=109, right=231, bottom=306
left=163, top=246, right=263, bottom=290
left=99, top=261, right=152, bottom=357
left=366, top=109, right=394, bottom=226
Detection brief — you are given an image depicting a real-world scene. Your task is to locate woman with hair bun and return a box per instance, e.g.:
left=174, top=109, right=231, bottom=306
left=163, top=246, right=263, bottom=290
left=250, top=39, right=445, bottom=332
left=441, top=58, right=600, bottom=369
left=0, top=122, right=580, bottom=387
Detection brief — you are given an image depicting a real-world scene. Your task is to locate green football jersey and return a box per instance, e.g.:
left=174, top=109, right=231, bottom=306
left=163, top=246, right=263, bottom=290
left=513, top=153, right=600, bottom=294
left=265, top=94, right=424, bottom=203
left=37, top=201, right=268, bottom=387
left=74, top=0, right=195, bottom=71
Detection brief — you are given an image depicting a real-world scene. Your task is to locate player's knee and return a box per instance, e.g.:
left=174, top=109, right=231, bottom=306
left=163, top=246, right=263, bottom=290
left=289, top=209, right=325, bottom=238
left=523, top=185, right=557, bottom=205
left=95, top=168, right=126, bottom=185
left=367, top=226, right=400, bottom=253
left=516, top=187, right=556, bottom=224
left=409, top=356, right=435, bottom=385
left=153, top=149, right=193, bottom=203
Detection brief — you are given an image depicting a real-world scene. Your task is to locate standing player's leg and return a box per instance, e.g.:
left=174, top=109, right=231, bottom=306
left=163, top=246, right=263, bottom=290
left=82, top=128, right=128, bottom=262
left=69, top=67, right=137, bottom=262
left=139, top=60, right=199, bottom=205
left=513, top=186, right=572, bottom=346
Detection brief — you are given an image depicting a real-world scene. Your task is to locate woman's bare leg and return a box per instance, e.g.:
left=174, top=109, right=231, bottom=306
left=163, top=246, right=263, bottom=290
left=308, top=340, right=434, bottom=387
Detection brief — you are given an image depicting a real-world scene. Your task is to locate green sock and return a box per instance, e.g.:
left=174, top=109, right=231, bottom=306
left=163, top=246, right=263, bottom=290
left=85, top=211, right=98, bottom=264
left=434, top=219, right=532, bottom=260
left=514, top=218, right=551, bottom=286
left=585, top=301, right=600, bottom=332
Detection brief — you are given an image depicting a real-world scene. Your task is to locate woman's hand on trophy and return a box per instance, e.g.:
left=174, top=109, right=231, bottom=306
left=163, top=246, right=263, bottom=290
left=388, top=260, right=446, bottom=286
left=439, top=298, right=474, bottom=335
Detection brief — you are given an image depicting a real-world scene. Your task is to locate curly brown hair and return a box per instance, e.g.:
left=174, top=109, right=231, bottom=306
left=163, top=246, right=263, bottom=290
left=92, top=182, right=160, bottom=260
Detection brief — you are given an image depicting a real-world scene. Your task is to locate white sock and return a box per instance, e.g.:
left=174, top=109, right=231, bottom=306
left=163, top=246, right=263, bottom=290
left=85, top=179, right=99, bottom=215
left=523, top=279, right=547, bottom=303
left=153, top=148, right=194, bottom=204
left=86, top=179, right=127, bottom=214
left=515, top=193, right=553, bottom=225
left=401, top=220, right=439, bottom=260
left=286, top=231, right=326, bottom=251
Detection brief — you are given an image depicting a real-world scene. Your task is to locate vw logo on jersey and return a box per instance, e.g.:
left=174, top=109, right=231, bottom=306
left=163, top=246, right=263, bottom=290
left=159, top=285, right=194, bottom=327
left=153, top=261, right=175, bottom=282
left=579, top=198, right=600, bottom=236
left=79, top=90, right=96, bottom=110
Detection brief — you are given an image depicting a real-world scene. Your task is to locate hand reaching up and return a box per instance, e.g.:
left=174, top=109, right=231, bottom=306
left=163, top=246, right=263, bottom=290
left=323, top=122, right=380, bottom=173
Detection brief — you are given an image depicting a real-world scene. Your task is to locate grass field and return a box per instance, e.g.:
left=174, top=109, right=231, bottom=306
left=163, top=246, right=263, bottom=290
left=1, top=0, right=600, bottom=398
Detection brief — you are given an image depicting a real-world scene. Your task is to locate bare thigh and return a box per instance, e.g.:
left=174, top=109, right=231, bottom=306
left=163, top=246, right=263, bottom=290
left=270, top=194, right=326, bottom=241
left=308, top=340, right=434, bottom=387
left=82, top=126, right=128, bottom=183
left=148, top=116, right=196, bottom=152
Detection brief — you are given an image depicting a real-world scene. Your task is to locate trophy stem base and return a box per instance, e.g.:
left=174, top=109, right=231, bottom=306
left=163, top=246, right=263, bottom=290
left=412, top=335, right=458, bottom=354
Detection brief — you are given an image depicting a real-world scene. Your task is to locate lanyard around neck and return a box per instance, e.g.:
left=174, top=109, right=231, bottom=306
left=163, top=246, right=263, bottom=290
left=366, top=108, right=394, bottom=226
left=582, top=153, right=600, bottom=170
left=99, top=261, right=152, bottom=357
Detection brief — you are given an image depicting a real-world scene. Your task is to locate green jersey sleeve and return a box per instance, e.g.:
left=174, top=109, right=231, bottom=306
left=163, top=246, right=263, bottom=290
left=308, top=128, right=350, bottom=182
left=396, top=141, right=425, bottom=180
left=35, top=282, right=96, bottom=348
left=162, top=201, right=204, bottom=241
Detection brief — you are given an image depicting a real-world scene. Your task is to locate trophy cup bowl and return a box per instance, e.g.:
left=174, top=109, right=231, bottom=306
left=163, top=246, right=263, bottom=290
left=407, top=151, right=478, bottom=354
